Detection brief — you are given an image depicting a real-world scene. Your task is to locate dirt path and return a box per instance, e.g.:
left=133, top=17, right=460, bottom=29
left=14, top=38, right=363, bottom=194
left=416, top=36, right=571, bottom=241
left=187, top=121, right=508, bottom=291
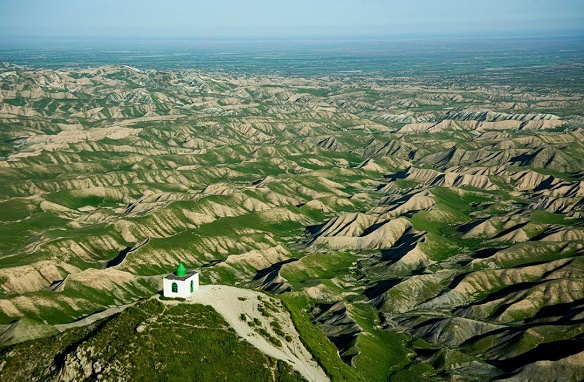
left=186, top=285, right=329, bottom=382
left=54, top=302, right=137, bottom=332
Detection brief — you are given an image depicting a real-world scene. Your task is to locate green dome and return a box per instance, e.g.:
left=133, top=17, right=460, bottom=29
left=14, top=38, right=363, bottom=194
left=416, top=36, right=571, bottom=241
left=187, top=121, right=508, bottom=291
left=175, top=262, right=187, bottom=277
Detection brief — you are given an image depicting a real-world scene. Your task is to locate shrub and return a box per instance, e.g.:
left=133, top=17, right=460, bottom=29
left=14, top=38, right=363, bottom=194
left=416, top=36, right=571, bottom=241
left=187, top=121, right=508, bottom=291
left=268, top=336, right=282, bottom=347
left=270, top=321, right=286, bottom=337
left=270, top=321, right=282, bottom=330
left=256, top=327, right=269, bottom=337
left=258, top=304, right=273, bottom=318
left=159, top=295, right=186, bottom=301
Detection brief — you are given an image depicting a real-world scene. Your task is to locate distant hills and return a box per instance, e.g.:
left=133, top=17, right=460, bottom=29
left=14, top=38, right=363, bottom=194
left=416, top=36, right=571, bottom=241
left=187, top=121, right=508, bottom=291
left=0, top=63, right=583, bottom=381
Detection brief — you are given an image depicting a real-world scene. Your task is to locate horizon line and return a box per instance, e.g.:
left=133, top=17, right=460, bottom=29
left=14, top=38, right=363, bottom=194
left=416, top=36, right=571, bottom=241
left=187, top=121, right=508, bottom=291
left=1, top=31, right=583, bottom=45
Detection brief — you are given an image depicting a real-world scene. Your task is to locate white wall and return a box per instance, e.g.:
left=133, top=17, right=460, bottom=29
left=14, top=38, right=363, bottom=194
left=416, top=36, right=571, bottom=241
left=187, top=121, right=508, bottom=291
left=191, top=272, right=200, bottom=293
left=163, top=273, right=199, bottom=298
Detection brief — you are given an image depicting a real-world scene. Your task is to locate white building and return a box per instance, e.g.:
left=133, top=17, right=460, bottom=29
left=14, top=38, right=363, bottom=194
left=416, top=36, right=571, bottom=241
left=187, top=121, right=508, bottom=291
left=163, top=262, right=199, bottom=298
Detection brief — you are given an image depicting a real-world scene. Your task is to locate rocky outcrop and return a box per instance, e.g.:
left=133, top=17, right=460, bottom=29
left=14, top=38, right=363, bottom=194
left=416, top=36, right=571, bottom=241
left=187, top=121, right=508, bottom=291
left=311, top=301, right=361, bottom=365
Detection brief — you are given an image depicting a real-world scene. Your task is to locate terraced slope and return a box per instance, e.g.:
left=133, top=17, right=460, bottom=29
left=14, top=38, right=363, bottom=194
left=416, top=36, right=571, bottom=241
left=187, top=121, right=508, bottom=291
left=0, top=65, right=583, bottom=381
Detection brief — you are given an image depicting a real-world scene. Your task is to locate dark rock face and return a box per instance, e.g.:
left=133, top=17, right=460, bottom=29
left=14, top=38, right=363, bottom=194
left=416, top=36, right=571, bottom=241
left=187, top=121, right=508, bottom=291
left=249, top=259, right=296, bottom=294
left=311, top=301, right=362, bottom=365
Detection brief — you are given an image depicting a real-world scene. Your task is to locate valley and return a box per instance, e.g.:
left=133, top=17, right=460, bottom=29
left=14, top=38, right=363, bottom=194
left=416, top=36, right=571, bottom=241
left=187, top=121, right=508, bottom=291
left=0, top=50, right=583, bottom=381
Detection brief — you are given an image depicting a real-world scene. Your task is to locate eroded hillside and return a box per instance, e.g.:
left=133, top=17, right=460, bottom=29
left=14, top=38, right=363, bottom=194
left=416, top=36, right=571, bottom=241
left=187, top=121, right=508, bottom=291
left=0, top=65, right=583, bottom=381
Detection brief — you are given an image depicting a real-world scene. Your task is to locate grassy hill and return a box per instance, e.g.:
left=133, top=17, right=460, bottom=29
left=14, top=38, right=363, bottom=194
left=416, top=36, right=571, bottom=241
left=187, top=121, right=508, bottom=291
left=0, top=299, right=306, bottom=382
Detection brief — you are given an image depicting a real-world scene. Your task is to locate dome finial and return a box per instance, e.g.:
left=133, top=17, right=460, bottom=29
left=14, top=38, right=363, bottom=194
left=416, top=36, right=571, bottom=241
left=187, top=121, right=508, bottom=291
left=175, top=262, right=187, bottom=277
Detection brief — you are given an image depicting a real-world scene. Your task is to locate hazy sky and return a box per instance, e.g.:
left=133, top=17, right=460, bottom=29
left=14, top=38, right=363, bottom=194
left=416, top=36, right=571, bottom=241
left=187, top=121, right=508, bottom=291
left=1, top=0, right=583, bottom=39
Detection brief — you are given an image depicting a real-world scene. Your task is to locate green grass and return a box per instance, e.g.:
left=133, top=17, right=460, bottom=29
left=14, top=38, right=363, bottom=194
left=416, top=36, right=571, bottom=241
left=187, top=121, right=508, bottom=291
left=0, top=199, right=40, bottom=222
left=0, top=300, right=306, bottom=382
left=0, top=211, right=72, bottom=260
left=280, top=251, right=356, bottom=287
left=279, top=293, right=365, bottom=382
left=530, top=210, right=572, bottom=225
left=461, top=328, right=541, bottom=359
left=44, top=190, right=121, bottom=210
left=430, top=187, right=495, bottom=214
left=0, top=276, right=158, bottom=325
left=295, top=88, right=330, bottom=97
left=387, top=362, right=436, bottom=382
left=417, top=232, right=459, bottom=261
left=349, top=303, right=417, bottom=382
left=0, top=142, right=15, bottom=157
left=3, top=98, right=26, bottom=107
left=408, top=205, right=466, bottom=233
left=493, top=242, right=582, bottom=269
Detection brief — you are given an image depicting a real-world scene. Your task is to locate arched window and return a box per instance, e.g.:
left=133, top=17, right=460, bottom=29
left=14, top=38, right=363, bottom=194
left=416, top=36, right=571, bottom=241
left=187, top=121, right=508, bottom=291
left=172, top=282, right=178, bottom=293
left=190, top=280, right=194, bottom=293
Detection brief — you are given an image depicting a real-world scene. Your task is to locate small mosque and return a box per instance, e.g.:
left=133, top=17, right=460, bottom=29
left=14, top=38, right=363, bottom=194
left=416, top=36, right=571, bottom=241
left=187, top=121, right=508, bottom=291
left=163, top=262, right=199, bottom=298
